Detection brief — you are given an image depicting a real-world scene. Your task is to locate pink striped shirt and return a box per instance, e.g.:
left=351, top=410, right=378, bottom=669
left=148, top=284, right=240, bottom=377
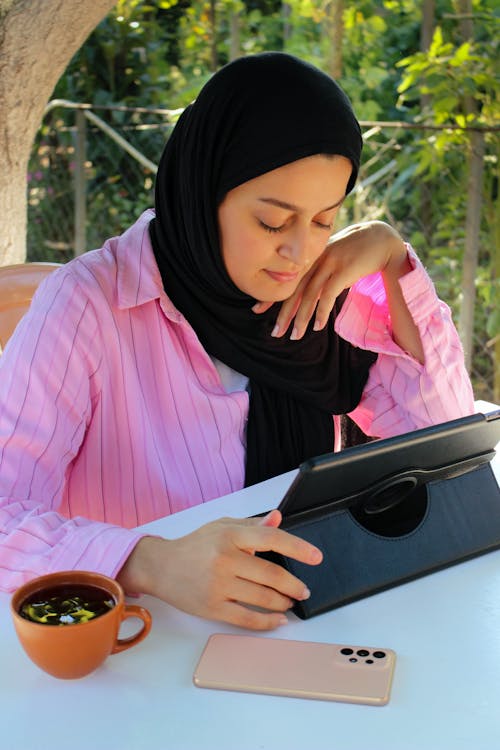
left=0, top=210, right=474, bottom=591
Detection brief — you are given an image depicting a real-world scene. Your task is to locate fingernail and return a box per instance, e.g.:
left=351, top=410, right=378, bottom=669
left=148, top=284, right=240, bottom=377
left=271, top=324, right=280, bottom=337
left=313, top=318, right=322, bottom=331
left=301, top=587, right=311, bottom=600
left=290, top=326, right=299, bottom=340
left=310, top=548, right=322, bottom=563
left=278, top=615, right=289, bottom=626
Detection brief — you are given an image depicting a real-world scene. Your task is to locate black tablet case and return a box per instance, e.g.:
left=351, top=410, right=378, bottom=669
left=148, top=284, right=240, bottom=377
left=265, top=416, right=500, bottom=619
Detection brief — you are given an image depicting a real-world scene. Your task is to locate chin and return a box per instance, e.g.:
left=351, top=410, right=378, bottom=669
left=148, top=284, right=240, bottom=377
left=256, top=285, right=299, bottom=303
left=255, top=293, right=291, bottom=305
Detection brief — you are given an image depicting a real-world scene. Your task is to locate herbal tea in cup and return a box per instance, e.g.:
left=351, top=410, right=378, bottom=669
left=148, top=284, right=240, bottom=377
left=19, top=582, right=116, bottom=625
left=11, top=570, right=152, bottom=679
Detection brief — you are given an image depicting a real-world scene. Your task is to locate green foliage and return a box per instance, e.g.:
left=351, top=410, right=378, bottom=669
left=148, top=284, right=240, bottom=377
left=54, top=1, right=174, bottom=107
left=394, top=4, right=499, bottom=387
left=396, top=25, right=498, bottom=129
left=341, top=0, right=420, bottom=120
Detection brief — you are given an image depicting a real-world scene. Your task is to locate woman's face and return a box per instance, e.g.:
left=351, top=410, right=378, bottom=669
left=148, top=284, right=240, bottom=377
left=217, top=154, right=352, bottom=302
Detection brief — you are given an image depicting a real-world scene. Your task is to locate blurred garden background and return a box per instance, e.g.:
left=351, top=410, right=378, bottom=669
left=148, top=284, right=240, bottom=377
left=25, top=0, right=499, bottom=401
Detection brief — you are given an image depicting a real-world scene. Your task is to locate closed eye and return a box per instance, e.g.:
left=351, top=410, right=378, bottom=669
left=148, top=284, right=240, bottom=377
left=315, top=220, right=333, bottom=231
left=259, top=218, right=333, bottom=234
left=259, top=220, right=286, bottom=234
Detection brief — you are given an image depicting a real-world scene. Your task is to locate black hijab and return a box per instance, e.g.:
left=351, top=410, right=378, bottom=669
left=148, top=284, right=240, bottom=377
left=149, top=52, right=377, bottom=486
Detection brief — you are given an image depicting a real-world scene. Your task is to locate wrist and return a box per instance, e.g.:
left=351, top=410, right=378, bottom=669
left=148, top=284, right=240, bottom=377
left=116, top=535, right=166, bottom=595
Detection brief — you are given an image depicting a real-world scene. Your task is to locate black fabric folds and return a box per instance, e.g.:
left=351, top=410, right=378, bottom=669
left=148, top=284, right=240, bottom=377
left=149, top=52, right=377, bottom=486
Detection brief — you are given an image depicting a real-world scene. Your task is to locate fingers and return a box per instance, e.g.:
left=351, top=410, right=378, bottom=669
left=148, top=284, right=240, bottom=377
left=218, top=601, right=290, bottom=631
left=278, top=271, right=339, bottom=340
left=251, top=296, right=302, bottom=337
left=239, top=522, right=323, bottom=567
left=311, top=276, right=345, bottom=332
left=271, top=292, right=303, bottom=338
left=268, top=271, right=313, bottom=337
left=216, top=561, right=307, bottom=631
left=148, top=517, right=323, bottom=631
left=226, top=576, right=294, bottom=613
left=251, top=301, right=274, bottom=314
left=210, top=519, right=321, bottom=626
left=264, top=256, right=346, bottom=341
left=252, top=258, right=344, bottom=341
left=233, top=543, right=312, bottom=601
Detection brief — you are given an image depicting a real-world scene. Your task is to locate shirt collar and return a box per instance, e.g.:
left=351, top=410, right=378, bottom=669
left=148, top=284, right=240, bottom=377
left=113, top=209, right=181, bottom=321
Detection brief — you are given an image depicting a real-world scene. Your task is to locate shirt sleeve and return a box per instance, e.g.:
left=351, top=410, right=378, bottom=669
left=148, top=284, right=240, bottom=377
left=0, top=269, right=145, bottom=593
left=334, top=244, right=475, bottom=438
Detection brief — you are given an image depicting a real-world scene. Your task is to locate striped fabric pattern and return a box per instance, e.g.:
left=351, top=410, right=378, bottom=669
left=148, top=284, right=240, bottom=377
left=0, top=211, right=474, bottom=591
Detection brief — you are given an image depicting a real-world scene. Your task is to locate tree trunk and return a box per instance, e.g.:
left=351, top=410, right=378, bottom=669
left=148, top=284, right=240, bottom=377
left=494, top=178, right=500, bottom=403
left=459, top=131, right=485, bottom=370
left=208, top=0, right=217, bottom=72
left=0, top=0, right=116, bottom=266
left=419, top=0, right=435, bottom=244
left=229, top=9, right=240, bottom=61
left=421, top=0, right=435, bottom=50
left=282, top=2, right=292, bottom=45
left=456, top=0, right=485, bottom=372
left=324, top=1, right=344, bottom=80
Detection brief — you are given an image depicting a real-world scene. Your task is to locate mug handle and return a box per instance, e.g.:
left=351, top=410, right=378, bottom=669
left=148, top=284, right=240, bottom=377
left=112, top=604, right=152, bottom=654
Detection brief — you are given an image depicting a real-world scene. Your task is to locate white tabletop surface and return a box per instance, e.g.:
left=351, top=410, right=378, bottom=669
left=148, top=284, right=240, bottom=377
left=3, top=403, right=500, bottom=750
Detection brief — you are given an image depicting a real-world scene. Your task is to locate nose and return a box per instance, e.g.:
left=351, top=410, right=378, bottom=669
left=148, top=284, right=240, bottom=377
left=277, top=227, right=312, bottom=267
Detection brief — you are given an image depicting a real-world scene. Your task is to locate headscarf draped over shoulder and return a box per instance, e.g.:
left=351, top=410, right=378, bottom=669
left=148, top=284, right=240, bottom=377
left=149, top=52, right=376, bottom=485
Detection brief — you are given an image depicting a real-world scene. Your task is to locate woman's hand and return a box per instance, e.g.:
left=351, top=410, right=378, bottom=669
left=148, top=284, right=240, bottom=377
left=117, top=510, right=323, bottom=630
left=253, top=220, right=424, bottom=363
left=254, top=221, right=409, bottom=340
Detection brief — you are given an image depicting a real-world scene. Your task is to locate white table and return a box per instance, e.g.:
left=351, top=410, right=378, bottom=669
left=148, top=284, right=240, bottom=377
left=3, top=405, right=500, bottom=750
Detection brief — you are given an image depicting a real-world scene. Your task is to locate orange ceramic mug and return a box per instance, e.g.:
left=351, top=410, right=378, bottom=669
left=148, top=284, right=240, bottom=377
left=10, top=570, right=152, bottom=679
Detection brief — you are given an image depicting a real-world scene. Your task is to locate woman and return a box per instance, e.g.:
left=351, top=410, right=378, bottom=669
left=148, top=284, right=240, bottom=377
left=0, top=53, right=474, bottom=629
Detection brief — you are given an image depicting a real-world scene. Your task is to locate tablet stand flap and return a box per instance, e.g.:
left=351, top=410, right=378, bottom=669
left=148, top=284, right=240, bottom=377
left=275, top=463, right=500, bottom=619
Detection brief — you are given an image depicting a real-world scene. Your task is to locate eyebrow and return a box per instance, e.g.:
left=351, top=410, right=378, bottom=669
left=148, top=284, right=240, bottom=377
left=257, top=196, right=345, bottom=212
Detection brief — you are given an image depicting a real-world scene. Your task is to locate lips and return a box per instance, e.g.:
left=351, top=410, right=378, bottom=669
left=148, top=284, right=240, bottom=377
left=265, top=269, right=300, bottom=283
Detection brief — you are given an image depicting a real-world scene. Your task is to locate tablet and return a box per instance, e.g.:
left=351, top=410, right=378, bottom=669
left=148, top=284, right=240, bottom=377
left=277, top=410, right=500, bottom=520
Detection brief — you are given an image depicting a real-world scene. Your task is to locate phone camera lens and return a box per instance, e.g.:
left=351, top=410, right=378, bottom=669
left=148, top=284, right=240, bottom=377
left=349, top=657, right=358, bottom=663
left=366, top=659, right=374, bottom=664
left=340, top=648, right=353, bottom=655
left=357, top=649, right=369, bottom=657
left=373, top=651, right=386, bottom=659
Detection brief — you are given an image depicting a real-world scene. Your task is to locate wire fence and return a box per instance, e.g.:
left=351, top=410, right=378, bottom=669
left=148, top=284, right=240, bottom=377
left=27, top=101, right=498, bottom=403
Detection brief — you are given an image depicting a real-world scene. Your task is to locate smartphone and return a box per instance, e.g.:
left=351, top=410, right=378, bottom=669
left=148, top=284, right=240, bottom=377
left=193, top=633, right=396, bottom=706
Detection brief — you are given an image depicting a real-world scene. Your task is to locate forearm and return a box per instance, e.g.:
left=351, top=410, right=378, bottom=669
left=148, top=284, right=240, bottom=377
left=0, top=494, right=144, bottom=593
left=381, top=243, right=425, bottom=365
left=336, top=244, right=474, bottom=437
